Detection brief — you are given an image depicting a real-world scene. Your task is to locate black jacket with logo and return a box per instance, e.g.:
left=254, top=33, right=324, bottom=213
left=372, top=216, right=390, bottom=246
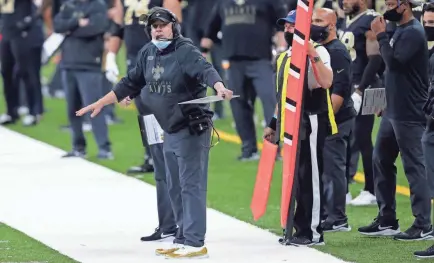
left=113, top=37, right=223, bottom=133
left=54, top=0, right=109, bottom=71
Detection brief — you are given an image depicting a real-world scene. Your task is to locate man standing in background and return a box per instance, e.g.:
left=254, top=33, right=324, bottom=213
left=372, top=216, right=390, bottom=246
left=54, top=0, right=113, bottom=160
left=187, top=0, right=225, bottom=119
left=358, top=0, right=432, bottom=240
left=414, top=3, right=434, bottom=258
left=0, top=0, right=45, bottom=126
left=200, top=0, right=288, bottom=161
left=340, top=0, right=384, bottom=206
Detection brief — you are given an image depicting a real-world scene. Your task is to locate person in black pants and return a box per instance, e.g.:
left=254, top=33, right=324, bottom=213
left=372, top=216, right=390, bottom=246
left=414, top=3, right=434, bottom=258
left=201, top=0, right=288, bottom=161
left=318, top=12, right=355, bottom=232
left=0, top=0, right=44, bottom=126
left=339, top=0, right=385, bottom=206
left=187, top=0, right=225, bottom=119
left=358, top=0, right=432, bottom=241
left=53, top=0, right=113, bottom=159
left=264, top=9, right=335, bottom=246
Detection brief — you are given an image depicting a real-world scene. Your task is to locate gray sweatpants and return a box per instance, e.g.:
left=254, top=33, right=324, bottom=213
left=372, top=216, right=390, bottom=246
left=422, top=118, right=434, bottom=199
left=323, top=118, right=354, bottom=223
left=163, top=128, right=211, bottom=247
left=62, top=69, right=110, bottom=152
left=373, top=116, right=431, bottom=227
left=149, top=143, right=177, bottom=233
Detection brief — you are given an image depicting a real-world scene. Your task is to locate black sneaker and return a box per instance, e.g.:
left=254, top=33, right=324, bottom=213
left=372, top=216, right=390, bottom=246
left=62, top=150, right=86, bottom=158
left=414, top=244, right=434, bottom=258
left=358, top=218, right=400, bottom=236
left=394, top=225, right=434, bottom=241
left=140, top=227, right=177, bottom=242
left=321, top=220, right=352, bottom=233
left=289, top=236, right=325, bottom=247
left=127, top=160, right=154, bottom=174
left=237, top=152, right=260, bottom=161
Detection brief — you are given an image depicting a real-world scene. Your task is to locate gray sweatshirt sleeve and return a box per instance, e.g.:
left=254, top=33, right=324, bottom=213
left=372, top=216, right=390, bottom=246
left=53, top=2, right=79, bottom=33
left=179, top=44, right=223, bottom=89
left=112, top=50, right=146, bottom=102
left=69, top=0, right=109, bottom=38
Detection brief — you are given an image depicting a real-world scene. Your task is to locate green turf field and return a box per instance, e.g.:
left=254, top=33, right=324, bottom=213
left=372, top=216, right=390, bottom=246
left=0, top=223, right=78, bottom=263
left=0, top=50, right=431, bottom=263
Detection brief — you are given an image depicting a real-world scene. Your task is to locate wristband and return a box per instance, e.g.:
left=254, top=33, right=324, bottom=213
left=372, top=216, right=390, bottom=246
left=109, top=22, right=124, bottom=39
left=268, top=116, right=277, bottom=130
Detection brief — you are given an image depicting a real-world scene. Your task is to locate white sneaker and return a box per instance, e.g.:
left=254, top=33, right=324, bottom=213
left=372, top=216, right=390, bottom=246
left=22, top=115, right=37, bottom=126
left=155, top=243, right=183, bottom=256
left=0, top=114, right=13, bottom=124
left=18, top=106, right=29, bottom=116
left=350, top=190, right=376, bottom=206
left=165, top=245, right=209, bottom=259
left=346, top=192, right=352, bottom=205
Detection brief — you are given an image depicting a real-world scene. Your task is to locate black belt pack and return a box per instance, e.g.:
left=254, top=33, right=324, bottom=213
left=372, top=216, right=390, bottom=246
left=181, top=105, right=213, bottom=136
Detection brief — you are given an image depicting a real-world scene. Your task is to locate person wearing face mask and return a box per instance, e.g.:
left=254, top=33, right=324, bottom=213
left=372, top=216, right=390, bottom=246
left=104, top=0, right=184, bottom=243
left=415, top=3, right=434, bottom=258
left=358, top=0, right=433, bottom=241
left=105, top=0, right=182, bottom=176
left=264, top=10, right=335, bottom=246
left=75, top=7, right=234, bottom=259
left=308, top=8, right=355, bottom=234
left=340, top=0, right=385, bottom=207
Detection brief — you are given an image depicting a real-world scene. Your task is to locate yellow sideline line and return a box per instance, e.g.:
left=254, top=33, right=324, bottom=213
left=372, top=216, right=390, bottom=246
left=120, top=105, right=412, bottom=197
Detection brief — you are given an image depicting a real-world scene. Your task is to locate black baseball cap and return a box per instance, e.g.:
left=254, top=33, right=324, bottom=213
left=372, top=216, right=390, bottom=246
left=139, top=8, right=174, bottom=25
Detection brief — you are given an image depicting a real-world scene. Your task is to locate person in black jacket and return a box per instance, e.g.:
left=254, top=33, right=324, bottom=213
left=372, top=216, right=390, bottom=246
left=415, top=2, right=434, bottom=258
left=54, top=0, right=113, bottom=159
left=310, top=8, right=355, bottom=233
left=200, top=0, right=288, bottom=161
left=76, top=7, right=233, bottom=259
left=358, top=0, right=432, bottom=241
left=0, top=0, right=45, bottom=126
left=187, top=0, right=225, bottom=119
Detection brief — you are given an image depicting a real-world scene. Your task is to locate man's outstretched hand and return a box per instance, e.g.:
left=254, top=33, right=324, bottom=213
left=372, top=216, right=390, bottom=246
left=76, top=101, right=104, bottom=118
left=214, top=82, right=234, bottom=100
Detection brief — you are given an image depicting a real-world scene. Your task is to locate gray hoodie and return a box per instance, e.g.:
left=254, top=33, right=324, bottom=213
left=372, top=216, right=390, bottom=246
left=113, top=37, right=223, bottom=133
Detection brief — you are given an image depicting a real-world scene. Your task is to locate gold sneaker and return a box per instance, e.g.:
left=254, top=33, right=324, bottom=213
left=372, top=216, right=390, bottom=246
left=165, top=245, right=209, bottom=259
left=155, top=243, right=183, bottom=256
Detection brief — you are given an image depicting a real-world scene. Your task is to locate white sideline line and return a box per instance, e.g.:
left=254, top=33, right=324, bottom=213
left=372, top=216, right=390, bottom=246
left=0, top=127, right=347, bottom=263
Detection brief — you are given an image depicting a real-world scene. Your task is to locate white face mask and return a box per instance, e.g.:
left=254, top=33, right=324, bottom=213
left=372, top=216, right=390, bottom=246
left=152, top=40, right=172, bottom=50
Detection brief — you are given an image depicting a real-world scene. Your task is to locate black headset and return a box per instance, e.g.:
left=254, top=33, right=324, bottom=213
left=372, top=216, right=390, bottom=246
left=141, top=7, right=182, bottom=39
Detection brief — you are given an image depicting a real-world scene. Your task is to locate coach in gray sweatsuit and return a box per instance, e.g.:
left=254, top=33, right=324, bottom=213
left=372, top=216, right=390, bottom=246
left=54, top=0, right=112, bottom=159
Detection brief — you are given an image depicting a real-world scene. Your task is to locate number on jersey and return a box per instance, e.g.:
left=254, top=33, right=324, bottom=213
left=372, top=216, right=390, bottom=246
left=339, top=31, right=356, bottom=61
left=124, top=0, right=149, bottom=25
left=0, top=0, right=15, bottom=14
